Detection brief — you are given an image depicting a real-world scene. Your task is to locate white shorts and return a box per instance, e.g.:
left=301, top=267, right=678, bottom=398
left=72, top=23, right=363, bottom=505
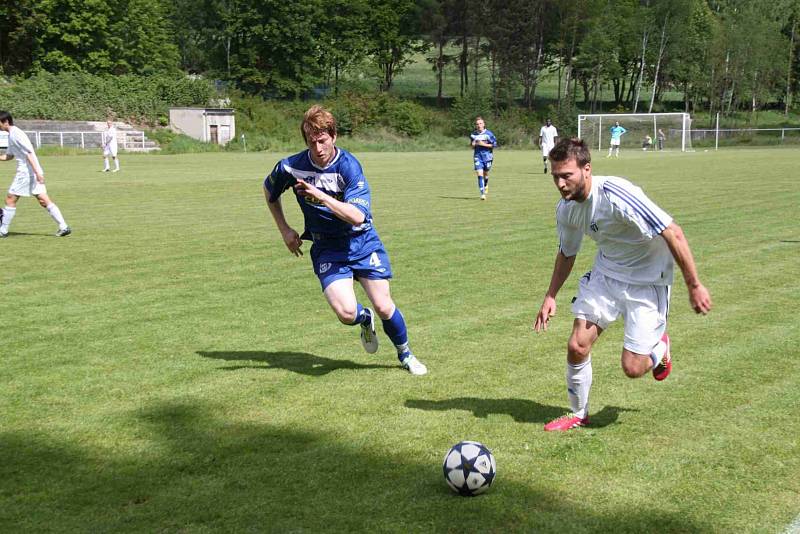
left=9, top=173, right=46, bottom=197
left=542, top=143, right=554, bottom=157
left=572, top=270, right=670, bottom=355
left=610, top=139, right=621, bottom=147
left=103, top=146, right=118, bottom=157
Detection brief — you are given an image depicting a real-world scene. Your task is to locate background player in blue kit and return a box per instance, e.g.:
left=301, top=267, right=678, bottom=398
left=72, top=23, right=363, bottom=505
left=607, top=121, right=627, bottom=158
left=470, top=117, right=497, bottom=200
left=263, top=105, right=427, bottom=375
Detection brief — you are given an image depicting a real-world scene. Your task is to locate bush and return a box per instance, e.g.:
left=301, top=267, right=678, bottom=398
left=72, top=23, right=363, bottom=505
left=146, top=129, right=221, bottom=154
left=0, top=71, right=215, bottom=125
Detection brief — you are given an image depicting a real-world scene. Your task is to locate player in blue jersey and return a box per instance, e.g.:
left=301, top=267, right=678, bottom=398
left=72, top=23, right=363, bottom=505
left=470, top=117, right=497, bottom=200
left=263, top=105, right=427, bottom=375
left=606, top=121, right=627, bottom=158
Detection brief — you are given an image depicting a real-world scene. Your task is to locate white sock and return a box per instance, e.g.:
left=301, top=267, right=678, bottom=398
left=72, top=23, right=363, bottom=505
left=566, top=358, right=593, bottom=419
left=104, top=157, right=110, bottom=170
left=114, top=158, right=120, bottom=170
left=650, top=340, right=667, bottom=368
left=46, top=203, right=67, bottom=229
left=1, top=206, right=16, bottom=233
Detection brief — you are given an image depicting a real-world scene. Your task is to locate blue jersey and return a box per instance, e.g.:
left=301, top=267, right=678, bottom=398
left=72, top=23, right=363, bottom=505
left=610, top=125, right=627, bottom=140
left=264, top=147, right=384, bottom=262
left=470, top=129, right=497, bottom=162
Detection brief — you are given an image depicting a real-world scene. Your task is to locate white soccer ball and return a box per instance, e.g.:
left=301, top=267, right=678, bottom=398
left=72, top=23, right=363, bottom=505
left=442, top=441, right=496, bottom=496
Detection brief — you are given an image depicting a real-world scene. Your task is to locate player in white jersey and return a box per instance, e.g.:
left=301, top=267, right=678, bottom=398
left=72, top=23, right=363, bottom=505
left=533, top=137, right=711, bottom=432
left=538, top=118, right=559, bottom=174
left=102, top=119, right=120, bottom=172
left=0, top=111, right=71, bottom=237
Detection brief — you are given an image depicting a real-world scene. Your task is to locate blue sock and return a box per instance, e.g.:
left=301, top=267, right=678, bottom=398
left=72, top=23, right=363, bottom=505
left=351, top=303, right=369, bottom=326
left=478, top=176, right=485, bottom=194
left=381, top=308, right=409, bottom=355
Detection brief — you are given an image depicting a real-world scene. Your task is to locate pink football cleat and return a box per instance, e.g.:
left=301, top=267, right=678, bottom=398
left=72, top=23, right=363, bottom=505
left=544, top=413, right=589, bottom=432
left=652, top=333, right=671, bottom=381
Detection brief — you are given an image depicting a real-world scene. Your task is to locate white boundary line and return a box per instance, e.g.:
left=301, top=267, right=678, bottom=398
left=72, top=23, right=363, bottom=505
left=785, top=512, right=800, bottom=534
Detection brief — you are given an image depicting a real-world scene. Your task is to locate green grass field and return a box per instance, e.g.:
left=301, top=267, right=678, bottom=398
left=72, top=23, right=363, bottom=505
left=1, top=147, right=799, bottom=532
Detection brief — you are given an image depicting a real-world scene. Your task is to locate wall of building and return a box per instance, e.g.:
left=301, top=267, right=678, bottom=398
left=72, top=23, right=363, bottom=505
left=169, top=108, right=235, bottom=145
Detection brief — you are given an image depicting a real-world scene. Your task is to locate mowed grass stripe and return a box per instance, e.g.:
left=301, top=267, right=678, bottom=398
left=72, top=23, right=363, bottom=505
left=0, top=148, right=797, bottom=532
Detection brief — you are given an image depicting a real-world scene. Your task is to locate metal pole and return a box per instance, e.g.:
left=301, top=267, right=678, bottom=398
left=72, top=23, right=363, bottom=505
left=653, top=115, right=657, bottom=150
left=60, top=132, right=64, bottom=147
left=598, top=116, right=603, bottom=152
left=715, top=112, right=720, bottom=151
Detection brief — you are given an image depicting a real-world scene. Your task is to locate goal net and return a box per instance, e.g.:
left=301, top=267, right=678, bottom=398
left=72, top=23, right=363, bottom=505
left=577, top=113, right=693, bottom=153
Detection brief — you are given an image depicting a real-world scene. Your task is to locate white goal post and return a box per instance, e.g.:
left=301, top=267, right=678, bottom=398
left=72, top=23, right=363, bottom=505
left=577, top=113, right=692, bottom=152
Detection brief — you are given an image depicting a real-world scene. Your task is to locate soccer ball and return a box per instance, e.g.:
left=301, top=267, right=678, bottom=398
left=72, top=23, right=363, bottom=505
left=442, top=441, right=496, bottom=496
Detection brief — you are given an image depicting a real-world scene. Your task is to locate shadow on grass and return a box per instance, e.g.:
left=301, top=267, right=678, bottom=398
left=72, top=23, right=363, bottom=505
left=197, top=350, right=394, bottom=376
left=436, top=195, right=479, bottom=201
left=405, top=397, right=637, bottom=428
left=0, top=401, right=701, bottom=532
left=2, top=231, right=53, bottom=237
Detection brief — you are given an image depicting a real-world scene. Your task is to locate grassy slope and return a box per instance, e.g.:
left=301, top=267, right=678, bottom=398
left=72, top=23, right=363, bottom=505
left=0, top=148, right=798, bottom=532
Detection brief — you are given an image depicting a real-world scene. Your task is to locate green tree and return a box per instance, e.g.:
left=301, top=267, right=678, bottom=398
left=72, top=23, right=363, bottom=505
left=366, top=0, right=427, bottom=91
left=318, top=0, right=371, bottom=95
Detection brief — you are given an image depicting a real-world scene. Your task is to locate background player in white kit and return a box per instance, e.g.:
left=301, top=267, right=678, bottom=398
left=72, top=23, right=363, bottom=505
left=538, top=118, right=558, bottom=174
left=102, top=119, right=120, bottom=172
left=533, top=138, right=711, bottom=431
left=0, top=111, right=71, bottom=237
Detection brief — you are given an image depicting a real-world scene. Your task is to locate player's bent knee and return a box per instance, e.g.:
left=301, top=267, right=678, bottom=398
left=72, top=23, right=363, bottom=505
left=334, top=308, right=358, bottom=325
left=372, top=301, right=395, bottom=320
left=567, top=339, right=591, bottom=362
left=621, top=354, right=648, bottom=378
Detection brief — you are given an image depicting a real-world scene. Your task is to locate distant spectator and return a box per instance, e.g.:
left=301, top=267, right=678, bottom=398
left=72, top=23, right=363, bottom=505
left=657, top=129, right=666, bottom=151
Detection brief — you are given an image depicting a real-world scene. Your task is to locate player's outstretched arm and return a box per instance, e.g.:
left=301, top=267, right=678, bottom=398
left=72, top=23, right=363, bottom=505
left=534, top=251, right=577, bottom=332
left=0, top=154, right=13, bottom=161
left=293, top=180, right=365, bottom=226
left=660, top=222, right=712, bottom=314
left=264, top=187, right=303, bottom=257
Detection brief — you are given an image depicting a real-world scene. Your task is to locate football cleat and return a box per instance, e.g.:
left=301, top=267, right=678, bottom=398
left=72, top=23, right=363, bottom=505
left=544, top=413, right=589, bottom=432
left=360, top=308, right=378, bottom=354
left=653, top=333, right=671, bottom=381
left=480, top=194, right=486, bottom=200
left=400, top=353, right=427, bottom=376
left=543, top=166, right=548, bottom=174
left=0, top=232, right=7, bottom=239
left=55, top=226, right=72, bottom=237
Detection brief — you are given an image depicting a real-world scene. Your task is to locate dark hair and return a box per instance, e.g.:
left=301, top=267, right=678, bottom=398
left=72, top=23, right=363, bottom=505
left=0, top=110, right=13, bottom=125
left=548, top=137, right=591, bottom=167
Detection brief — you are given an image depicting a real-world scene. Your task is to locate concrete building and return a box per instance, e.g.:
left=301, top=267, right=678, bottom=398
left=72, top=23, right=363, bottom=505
left=169, top=108, right=236, bottom=145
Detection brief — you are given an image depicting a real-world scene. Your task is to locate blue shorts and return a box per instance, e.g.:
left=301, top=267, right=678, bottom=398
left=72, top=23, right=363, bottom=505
left=474, top=157, right=493, bottom=171
left=311, top=246, right=393, bottom=290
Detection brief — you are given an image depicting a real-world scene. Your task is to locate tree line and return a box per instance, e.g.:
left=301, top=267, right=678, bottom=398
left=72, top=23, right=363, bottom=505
left=1, top=0, right=798, bottom=118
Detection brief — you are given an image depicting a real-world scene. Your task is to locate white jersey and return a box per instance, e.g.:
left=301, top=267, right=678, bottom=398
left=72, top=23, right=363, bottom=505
left=7, top=126, right=43, bottom=179
left=539, top=125, right=558, bottom=147
left=103, top=126, right=118, bottom=155
left=556, top=175, right=674, bottom=286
